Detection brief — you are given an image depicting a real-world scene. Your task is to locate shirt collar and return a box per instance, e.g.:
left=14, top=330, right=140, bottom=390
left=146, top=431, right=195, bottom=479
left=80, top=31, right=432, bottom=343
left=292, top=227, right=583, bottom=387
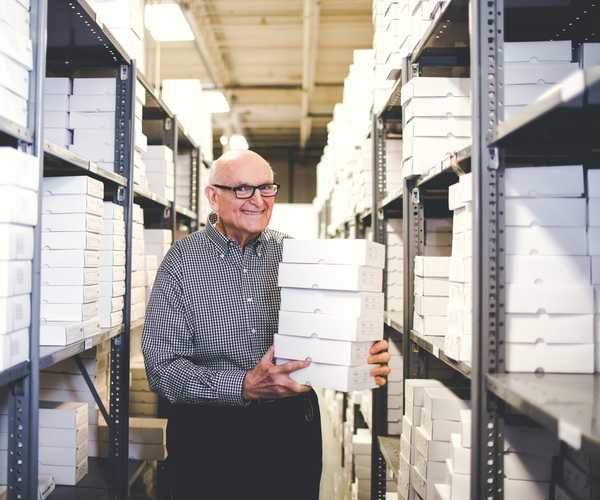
left=206, top=213, right=267, bottom=255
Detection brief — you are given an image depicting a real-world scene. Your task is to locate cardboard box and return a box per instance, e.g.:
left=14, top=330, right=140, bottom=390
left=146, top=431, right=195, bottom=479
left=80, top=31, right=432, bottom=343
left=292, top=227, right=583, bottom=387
left=40, top=319, right=97, bottom=346
left=506, top=313, right=593, bottom=344
left=38, top=459, right=88, bottom=486
left=0, top=328, right=28, bottom=369
left=39, top=424, right=87, bottom=448
left=0, top=186, right=37, bottom=226
left=505, top=342, right=594, bottom=373
left=69, top=94, right=115, bottom=112
left=421, top=408, right=461, bottom=442
left=39, top=444, right=87, bottom=467
left=447, top=459, right=469, bottom=500
left=280, top=289, right=383, bottom=318
left=0, top=294, right=30, bottom=334
left=504, top=165, right=583, bottom=198
left=504, top=62, right=579, bottom=85
left=413, top=313, right=447, bottom=336
left=504, top=40, right=572, bottom=63
left=69, top=111, right=114, bottom=130
left=41, top=284, right=100, bottom=304
left=100, top=265, right=125, bottom=283
left=43, top=176, right=103, bottom=199
left=414, top=295, right=449, bottom=316
left=414, top=425, right=451, bottom=462
left=41, top=301, right=98, bottom=322
left=505, top=255, right=590, bottom=285
left=414, top=256, right=450, bottom=278
left=423, top=387, right=468, bottom=421
left=42, top=249, right=101, bottom=268
left=506, top=284, right=594, bottom=314
left=279, top=263, right=382, bottom=292
left=278, top=310, right=382, bottom=342
left=282, top=239, right=385, bottom=268
left=101, top=234, right=125, bottom=251
left=274, top=334, right=372, bottom=366
left=0, top=147, right=39, bottom=191
left=0, top=260, right=31, bottom=297
left=414, top=276, right=449, bottom=297
left=42, top=231, right=101, bottom=251
left=505, top=198, right=586, bottom=227
left=72, top=78, right=116, bottom=96
left=39, top=401, right=87, bottom=429
left=41, top=267, right=100, bottom=286
left=43, top=213, right=102, bottom=234
left=505, top=226, right=588, bottom=256
left=400, top=77, right=470, bottom=106
left=103, top=202, right=124, bottom=221
left=277, top=358, right=375, bottom=392
left=0, top=224, right=33, bottom=260
left=405, top=379, right=444, bottom=407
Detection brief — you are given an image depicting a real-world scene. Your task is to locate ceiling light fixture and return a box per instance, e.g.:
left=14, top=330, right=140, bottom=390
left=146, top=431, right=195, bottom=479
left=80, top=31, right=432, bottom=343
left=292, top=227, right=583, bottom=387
left=228, top=134, right=249, bottom=151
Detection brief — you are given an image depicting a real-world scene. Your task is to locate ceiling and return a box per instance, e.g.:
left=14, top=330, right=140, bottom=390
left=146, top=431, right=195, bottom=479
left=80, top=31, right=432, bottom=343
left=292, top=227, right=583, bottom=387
left=148, top=0, right=373, bottom=150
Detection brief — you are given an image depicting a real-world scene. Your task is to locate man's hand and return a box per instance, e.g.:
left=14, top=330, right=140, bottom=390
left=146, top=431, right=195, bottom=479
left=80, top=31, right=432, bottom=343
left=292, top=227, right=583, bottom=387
left=368, top=339, right=391, bottom=387
left=243, top=346, right=312, bottom=400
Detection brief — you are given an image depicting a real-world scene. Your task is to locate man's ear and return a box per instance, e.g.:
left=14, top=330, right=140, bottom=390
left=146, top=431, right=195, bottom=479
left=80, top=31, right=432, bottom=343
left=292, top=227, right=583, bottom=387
left=205, top=185, right=219, bottom=212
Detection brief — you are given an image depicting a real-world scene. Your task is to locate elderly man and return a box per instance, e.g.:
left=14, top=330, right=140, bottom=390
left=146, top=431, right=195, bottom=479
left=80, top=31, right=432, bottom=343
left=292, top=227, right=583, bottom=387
left=142, top=149, right=390, bottom=500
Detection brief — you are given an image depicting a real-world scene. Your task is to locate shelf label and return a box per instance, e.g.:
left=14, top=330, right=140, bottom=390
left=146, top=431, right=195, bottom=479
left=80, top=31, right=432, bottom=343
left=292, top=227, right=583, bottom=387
left=558, top=420, right=581, bottom=450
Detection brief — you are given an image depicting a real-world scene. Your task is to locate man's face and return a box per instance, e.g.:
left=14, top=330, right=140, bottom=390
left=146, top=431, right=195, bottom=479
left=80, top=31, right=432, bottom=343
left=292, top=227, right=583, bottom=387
left=206, top=154, right=275, bottom=238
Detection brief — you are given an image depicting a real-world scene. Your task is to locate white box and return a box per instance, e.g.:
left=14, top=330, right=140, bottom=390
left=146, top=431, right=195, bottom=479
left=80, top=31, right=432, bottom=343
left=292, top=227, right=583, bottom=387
left=144, top=229, right=172, bottom=244
left=100, top=309, right=122, bottom=328
left=43, top=176, right=103, bottom=199
left=280, top=288, right=384, bottom=316
left=450, top=433, right=470, bottom=474
left=504, top=41, right=572, bottom=63
left=44, top=111, right=69, bottom=128
left=100, top=250, right=125, bottom=267
left=414, top=425, right=451, bottom=462
left=0, top=294, right=30, bottom=334
left=582, top=43, right=600, bottom=68
left=41, top=284, right=99, bottom=304
left=421, top=408, right=462, bottom=442
left=414, top=256, right=450, bottom=278
left=143, top=145, right=174, bottom=162
left=42, top=231, right=101, bottom=251
left=0, top=260, right=31, bottom=297
left=405, top=379, right=444, bottom=406
left=282, top=239, right=385, bottom=268
left=39, top=459, right=87, bottom=486
left=0, top=147, right=39, bottom=191
left=69, top=94, right=115, bottom=112
left=403, top=96, right=471, bottom=121
left=0, top=186, right=37, bottom=225
left=414, top=276, right=449, bottom=297
left=506, top=342, right=594, bottom=373
left=504, top=62, right=579, bottom=85
left=101, top=281, right=125, bottom=298
left=0, top=328, right=28, bottom=369
left=101, top=234, right=125, bottom=251
left=72, top=78, right=116, bottom=96
left=423, top=387, right=468, bottom=421
left=278, top=263, right=382, bottom=292
left=413, top=313, right=447, bottom=336
left=400, top=78, right=470, bottom=106
left=506, top=284, right=594, bottom=314
left=41, top=302, right=98, bottom=322
left=41, top=267, right=100, bottom=286
left=591, top=227, right=600, bottom=255
left=39, top=444, right=87, bottom=467
left=69, top=111, right=114, bottom=130
left=507, top=313, right=593, bottom=344
left=276, top=359, right=375, bottom=392
left=589, top=169, right=600, bottom=197
left=278, top=310, right=382, bottom=342
left=39, top=401, right=87, bottom=429
left=593, top=256, right=600, bottom=284
left=0, top=224, right=33, bottom=260
left=414, top=295, right=449, bottom=316
left=103, top=202, right=124, bottom=221
left=504, top=165, right=584, bottom=198
left=505, top=226, right=588, bottom=256
left=43, top=193, right=103, bottom=216
left=505, top=198, right=586, bottom=227
left=274, top=334, right=372, bottom=366
left=102, top=219, right=125, bottom=236
left=69, top=143, right=114, bottom=164
left=40, top=320, right=97, bottom=346
left=589, top=198, right=600, bottom=227
left=505, top=255, right=590, bottom=285
left=44, top=78, right=71, bottom=95
left=447, top=459, right=469, bottom=500
left=42, top=249, right=101, bottom=269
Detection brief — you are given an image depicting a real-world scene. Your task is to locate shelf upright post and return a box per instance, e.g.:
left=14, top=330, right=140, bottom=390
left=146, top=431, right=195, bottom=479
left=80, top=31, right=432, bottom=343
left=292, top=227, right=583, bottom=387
left=371, top=112, right=388, bottom=500
left=165, top=118, right=178, bottom=239
left=6, top=0, right=47, bottom=498
left=471, top=0, right=505, bottom=499
left=110, top=62, right=135, bottom=500
left=191, top=147, right=199, bottom=229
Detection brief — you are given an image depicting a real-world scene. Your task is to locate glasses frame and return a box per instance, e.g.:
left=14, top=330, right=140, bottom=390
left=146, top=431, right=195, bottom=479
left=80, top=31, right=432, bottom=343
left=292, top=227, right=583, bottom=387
left=211, top=182, right=281, bottom=199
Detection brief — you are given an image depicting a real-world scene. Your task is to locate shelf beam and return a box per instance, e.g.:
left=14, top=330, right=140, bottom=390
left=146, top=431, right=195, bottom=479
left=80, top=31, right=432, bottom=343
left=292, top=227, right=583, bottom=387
left=300, top=0, right=320, bottom=149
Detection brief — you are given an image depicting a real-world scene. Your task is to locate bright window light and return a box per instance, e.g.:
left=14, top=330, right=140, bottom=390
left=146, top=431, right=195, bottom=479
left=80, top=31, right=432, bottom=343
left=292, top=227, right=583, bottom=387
left=229, top=134, right=249, bottom=150
left=203, top=90, right=230, bottom=114
left=144, top=4, right=195, bottom=42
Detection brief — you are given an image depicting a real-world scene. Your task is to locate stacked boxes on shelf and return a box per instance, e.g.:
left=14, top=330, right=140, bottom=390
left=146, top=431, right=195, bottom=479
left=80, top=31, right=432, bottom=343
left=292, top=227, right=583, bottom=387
left=437, top=408, right=471, bottom=500
left=100, top=202, right=125, bottom=328
left=413, top=256, right=450, bottom=338
left=386, top=219, right=403, bottom=314
left=275, top=239, right=384, bottom=391
left=424, top=218, right=452, bottom=257
left=0, top=148, right=37, bottom=368
left=444, top=173, right=473, bottom=363
left=131, top=203, right=146, bottom=322
left=38, top=402, right=88, bottom=486
left=41, top=176, right=103, bottom=345
left=0, top=0, right=32, bottom=128
left=352, top=428, right=397, bottom=499
left=99, top=416, right=166, bottom=460
left=143, top=146, right=174, bottom=202
left=386, top=139, right=403, bottom=194
left=504, top=165, right=594, bottom=372
left=129, top=362, right=158, bottom=417
left=387, top=340, right=403, bottom=435
left=356, top=138, right=372, bottom=214
left=133, top=79, right=148, bottom=189
left=401, top=77, right=471, bottom=178
left=504, top=41, right=578, bottom=121
left=591, top=170, right=600, bottom=369
left=44, top=78, right=71, bottom=147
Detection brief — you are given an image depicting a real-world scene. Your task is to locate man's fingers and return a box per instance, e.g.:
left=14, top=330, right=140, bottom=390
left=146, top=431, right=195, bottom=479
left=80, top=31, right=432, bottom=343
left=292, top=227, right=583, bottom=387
left=374, top=376, right=387, bottom=387
left=261, top=346, right=275, bottom=364
left=368, top=352, right=391, bottom=365
left=370, top=339, right=389, bottom=355
left=272, top=373, right=312, bottom=395
left=274, top=358, right=311, bottom=374
left=370, top=365, right=391, bottom=378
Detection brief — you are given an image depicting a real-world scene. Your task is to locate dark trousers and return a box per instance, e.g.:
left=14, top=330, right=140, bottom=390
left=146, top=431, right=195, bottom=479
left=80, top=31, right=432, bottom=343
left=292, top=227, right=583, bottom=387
left=167, top=390, right=323, bottom=500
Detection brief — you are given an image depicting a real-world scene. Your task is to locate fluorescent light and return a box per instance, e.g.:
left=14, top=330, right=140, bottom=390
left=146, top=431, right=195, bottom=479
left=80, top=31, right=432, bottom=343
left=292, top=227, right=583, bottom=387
left=144, top=4, right=195, bottom=42
left=228, top=134, right=249, bottom=150
left=203, top=90, right=230, bottom=114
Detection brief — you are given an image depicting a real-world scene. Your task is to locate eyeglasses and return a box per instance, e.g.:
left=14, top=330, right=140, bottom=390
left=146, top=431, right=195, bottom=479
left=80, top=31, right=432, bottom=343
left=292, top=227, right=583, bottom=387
left=212, top=183, right=280, bottom=199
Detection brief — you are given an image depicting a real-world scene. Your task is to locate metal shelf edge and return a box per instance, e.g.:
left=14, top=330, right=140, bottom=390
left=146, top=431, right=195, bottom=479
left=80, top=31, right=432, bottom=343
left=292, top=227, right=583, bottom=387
left=0, top=361, right=31, bottom=387
left=176, top=205, right=197, bottom=220
left=378, top=436, right=400, bottom=472
left=0, top=114, right=33, bottom=143
left=409, top=330, right=471, bottom=378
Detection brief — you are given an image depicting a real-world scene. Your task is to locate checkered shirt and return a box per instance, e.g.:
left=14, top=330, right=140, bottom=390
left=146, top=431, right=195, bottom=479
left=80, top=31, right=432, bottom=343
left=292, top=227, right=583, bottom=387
left=141, top=214, right=289, bottom=407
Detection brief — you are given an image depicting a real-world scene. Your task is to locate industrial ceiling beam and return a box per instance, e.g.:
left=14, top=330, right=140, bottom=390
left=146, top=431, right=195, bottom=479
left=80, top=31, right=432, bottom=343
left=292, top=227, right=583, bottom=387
left=300, top=0, right=320, bottom=149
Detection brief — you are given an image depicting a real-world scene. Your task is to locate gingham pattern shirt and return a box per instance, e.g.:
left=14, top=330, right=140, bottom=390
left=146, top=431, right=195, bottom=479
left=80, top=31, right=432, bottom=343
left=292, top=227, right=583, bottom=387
left=142, top=214, right=288, bottom=407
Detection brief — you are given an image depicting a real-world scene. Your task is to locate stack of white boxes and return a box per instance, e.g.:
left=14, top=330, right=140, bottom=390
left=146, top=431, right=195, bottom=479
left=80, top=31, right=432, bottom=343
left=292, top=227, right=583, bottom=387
left=424, top=218, right=452, bottom=257
left=44, top=78, right=71, bottom=147
left=504, top=165, right=594, bottom=372
left=591, top=170, right=600, bottom=370
left=38, top=401, right=88, bottom=486
left=129, top=362, right=158, bottom=417
left=413, top=256, right=450, bottom=338
left=131, top=203, right=146, bottom=322
left=41, top=176, right=103, bottom=344
left=99, top=416, right=166, bottom=460
left=0, top=1, right=31, bottom=128
left=386, top=139, right=404, bottom=194
left=580, top=43, right=600, bottom=68
left=352, top=428, right=397, bottom=499
left=504, top=41, right=578, bottom=121
left=398, top=379, right=443, bottom=500
left=401, top=77, right=471, bottom=178
left=143, top=146, right=174, bottom=202
left=387, top=219, right=404, bottom=315
left=387, top=340, right=403, bottom=435
left=100, top=202, right=125, bottom=328
left=275, top=239, right=385, bottom=391
left=0, top=148, right=37, bottom=368
left=133, top=79, right=148, bottom=189
left=176, top=153, right=192, bottom=209
left=444, top=174, right=473, bottom=363
left=144, top=229, right=172, bottom=266
left=357, top=139, right=372, bottom=214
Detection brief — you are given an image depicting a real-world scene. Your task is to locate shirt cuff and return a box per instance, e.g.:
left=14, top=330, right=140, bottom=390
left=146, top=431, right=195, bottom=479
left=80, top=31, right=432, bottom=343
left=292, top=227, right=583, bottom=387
left=214, top=369, right=248, bottom=406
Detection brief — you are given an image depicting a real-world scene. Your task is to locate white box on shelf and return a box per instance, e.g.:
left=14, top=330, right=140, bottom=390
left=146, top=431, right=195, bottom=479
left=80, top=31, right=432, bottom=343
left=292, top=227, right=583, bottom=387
left=39, top=445, right=87, bottom=467
left=589, top=169, right=600, bottom=197
left=0, top=147, right=39, bottom=191
left=102, top=219, right=125, bottom=236
left=423, top=387, right=469, bottom=421
left=44, top=128, right=71, bottom=146
left=100, top=250, right=125, bottom=267
left=100, top=281, right=125, bottom=299
left=504, top=165, right=583, bottom=198
left=421, top=407, right=462, bottom=441
left=101, top=234, right=125, bottom=252
left=68, top=111, right=114, bottom=130
left=503, top=478, right=550, bottom=500
left=44, top=111, right=69, bottom=128
left=42, top=231, right=101, bottom=251
left=42, top=213, right=102, bottom=234
left=413, top=313, right=447, bottom=336
left=41, top=284, right=100, bottom=304
left=450, top=433, right=470, bottom=474
left=591, top=227, right=600, bottom=255
left=414, top=425, right=451, bottom=462
left=103, top=202, right=124, bottom=221
left=44, top=77, right=71, bottom=95
left=280, top=288, right=384, bottom=316
left=72, top=78, right=116, bottom=96
left=505, top=255, right=590, bottom=285
left=506, top=284, right=594, bottom=314
left=274, top=334, right=372, bottom=366
left=282, top=239, right=385, bottom=268
left=38, top=459, right=88, bottom=486
left=504, top=452, right=552, bottom=481
left=41, top=267, right=100, bottom=286
left=0, top=224, right=33, bottom=260
left=0, top=261, right=31, bottom=297
left=589, top=198, right=600, bottom=227
left=414, top=295, right=449, bottom=316
left=43, top=193, right=104, bottom=216
left=39, top=320, right=92, bottom=346
left=414, top=256, right=450, bottom=278
left=414, top=276, right=449, bottom=297
left=278, top=263, right=382, bottom=292
left=275, top=359, right=375, bottom=392
left=41, top=302, right=99, bottom=322
left=39, top=401, right=87, bottom=429
left=0, top=294, right=30, bottom=334
left=504, top=41, right=573, bottom=63
left=505, top=342, right=594, bottom=373
left=0, top=328, right=29, bottom=370
left=504, top=62, right=579, bottom=85
left=0, top=186, right=38, bottom=226
left=43, top=176, right=103, bottom=199
left=400, top=77, right=470, bottom=106
left=505, top=198, right=586, bottom=227
left=69, top=94, right=116, bottom=112
left=278, top=310, right=382, bottom=342
left=505, top=226, right=588, bottom=256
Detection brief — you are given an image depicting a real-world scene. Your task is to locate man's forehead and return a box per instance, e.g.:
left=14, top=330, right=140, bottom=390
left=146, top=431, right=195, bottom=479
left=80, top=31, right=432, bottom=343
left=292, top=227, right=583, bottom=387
left=215, top=159, right=273, bottom=183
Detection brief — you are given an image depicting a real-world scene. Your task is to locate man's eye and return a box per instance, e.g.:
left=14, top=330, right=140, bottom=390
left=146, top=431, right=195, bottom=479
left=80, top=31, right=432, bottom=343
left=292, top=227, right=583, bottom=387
left=235, top=185, right=253, bottom=193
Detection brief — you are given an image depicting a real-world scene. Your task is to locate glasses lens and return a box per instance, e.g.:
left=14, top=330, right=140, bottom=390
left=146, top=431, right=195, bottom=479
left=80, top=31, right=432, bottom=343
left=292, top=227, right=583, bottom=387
left=234, top=185, right=254, bottom=199
left=259, top=184, right=278, bottom=196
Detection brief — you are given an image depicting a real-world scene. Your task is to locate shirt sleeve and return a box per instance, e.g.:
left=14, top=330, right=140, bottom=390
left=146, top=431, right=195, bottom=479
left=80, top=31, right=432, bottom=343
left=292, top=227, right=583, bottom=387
left=141, top=243, right=249, bottom=407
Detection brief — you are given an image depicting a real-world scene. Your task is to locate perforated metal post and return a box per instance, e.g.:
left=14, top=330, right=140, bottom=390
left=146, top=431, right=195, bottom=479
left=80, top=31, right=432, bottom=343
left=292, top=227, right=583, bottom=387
left=164, top=118, right=178, bottom=239
left=110, top=62, right=135, bottom=500
left=191, top=148, right=199, bottom=229
left=371, top=113, right=388, bottom=500
left=471, top=0, right=505, bottom=498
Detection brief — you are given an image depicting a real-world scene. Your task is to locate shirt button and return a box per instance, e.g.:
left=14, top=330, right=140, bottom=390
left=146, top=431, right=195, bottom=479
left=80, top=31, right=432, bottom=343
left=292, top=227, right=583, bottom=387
left=243, top=268, right=248, bottom=273
left=251, top=328, right=256, bottom=334
left=247, top=297, right=253, bottom=303
left=220, top=254, right=224, bottom=259
left=257, top=252, right=262, bottom=257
